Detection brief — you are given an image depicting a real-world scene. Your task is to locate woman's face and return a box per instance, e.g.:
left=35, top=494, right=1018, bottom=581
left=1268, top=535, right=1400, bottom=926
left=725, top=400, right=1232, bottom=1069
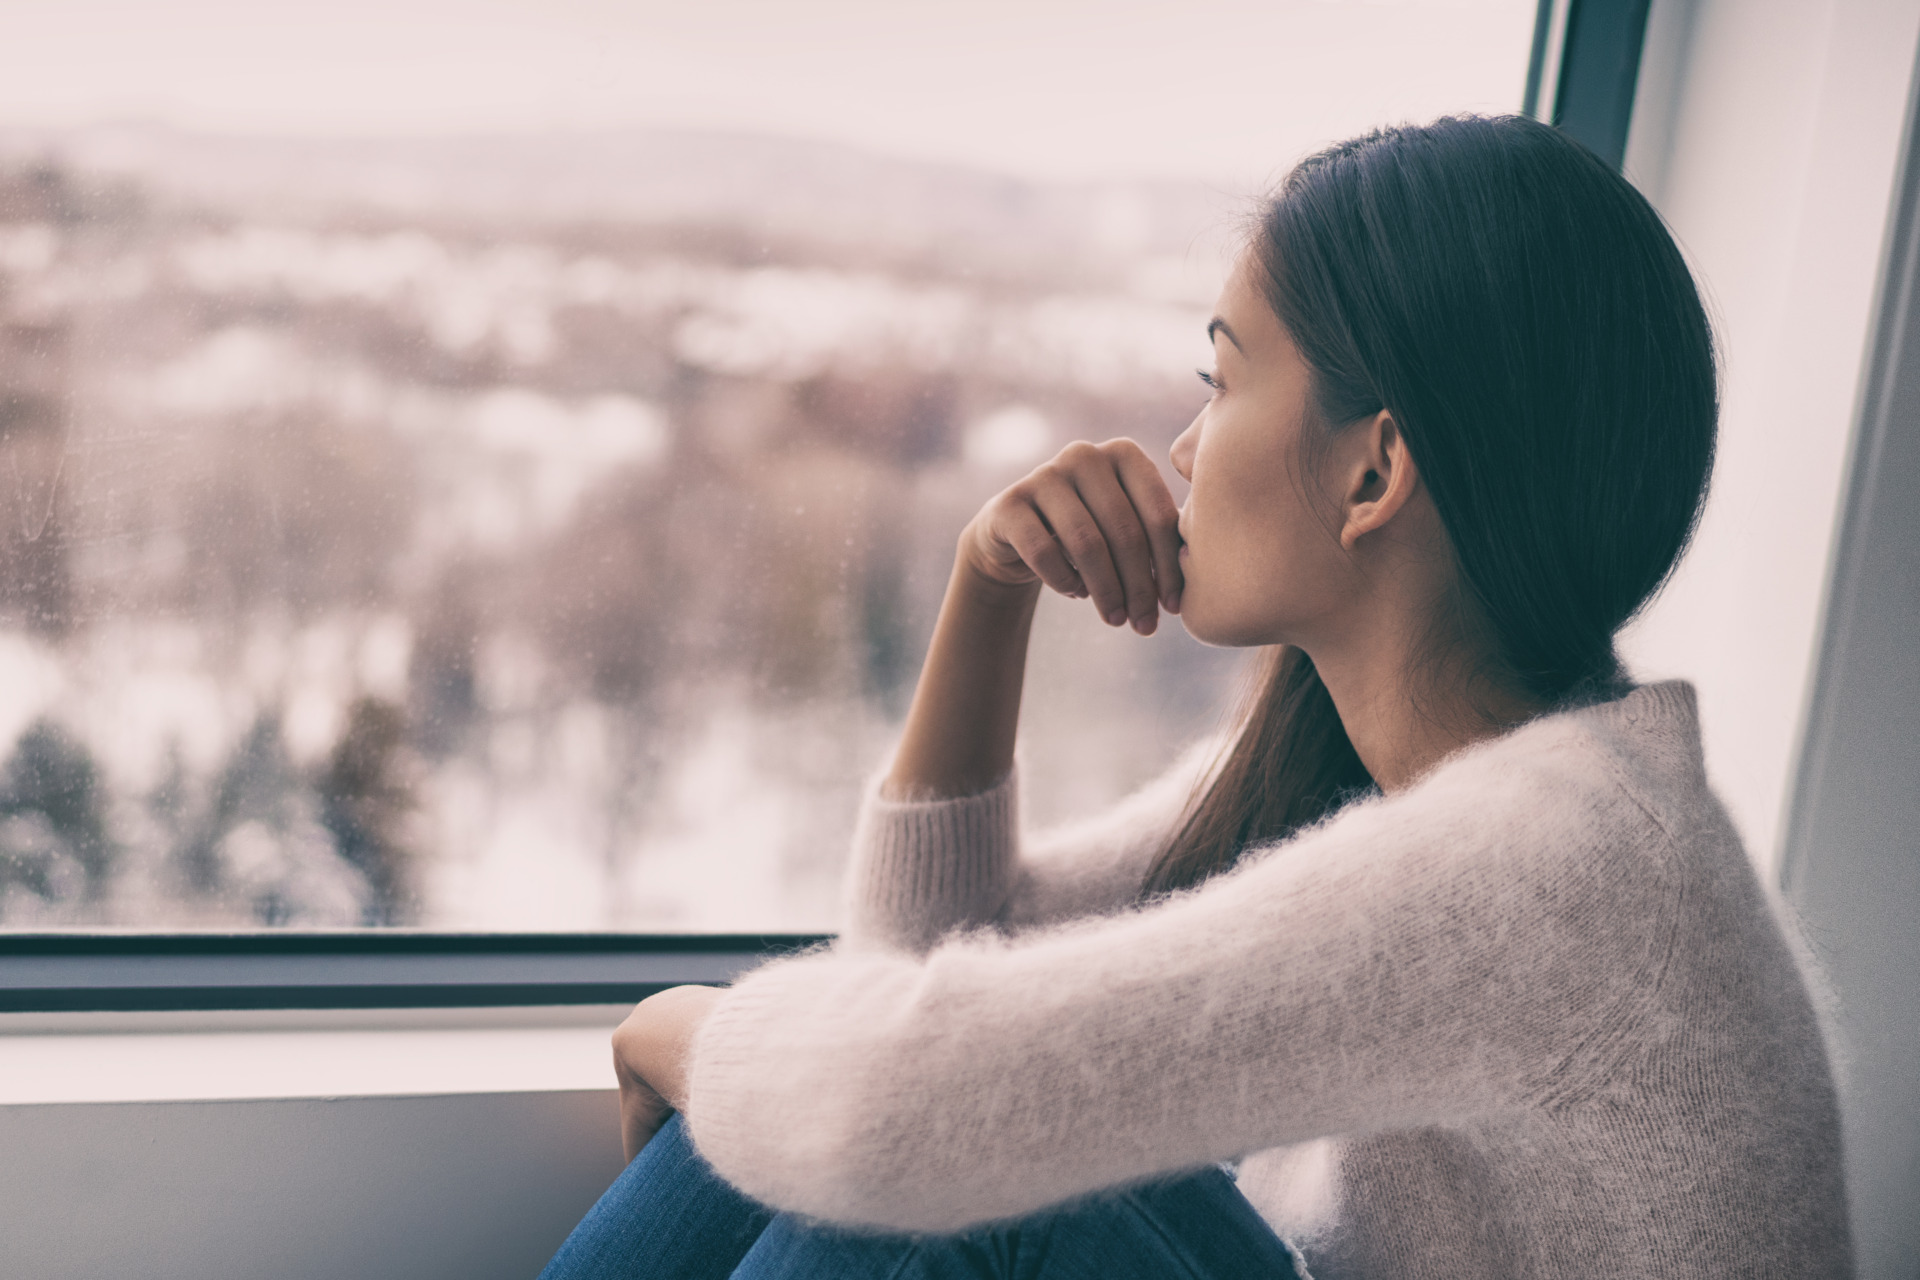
left=1170, top=253, right=1354, bottom=649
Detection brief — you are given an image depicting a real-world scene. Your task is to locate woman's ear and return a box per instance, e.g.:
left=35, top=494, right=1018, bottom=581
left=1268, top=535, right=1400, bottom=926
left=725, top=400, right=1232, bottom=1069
left=1338, top=411, right=1420, bottom=551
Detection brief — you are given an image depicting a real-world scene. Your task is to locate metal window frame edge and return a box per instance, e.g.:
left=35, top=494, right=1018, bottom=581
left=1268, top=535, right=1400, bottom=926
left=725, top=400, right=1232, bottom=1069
left=0, top=932, right=832, bottom=1012
left=1528, top=0, right=1656, bottom=170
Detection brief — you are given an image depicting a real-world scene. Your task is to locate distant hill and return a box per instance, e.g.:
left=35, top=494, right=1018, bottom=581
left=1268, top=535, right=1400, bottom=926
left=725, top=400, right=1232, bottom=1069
left=0, top=123, right=1240, bottom=286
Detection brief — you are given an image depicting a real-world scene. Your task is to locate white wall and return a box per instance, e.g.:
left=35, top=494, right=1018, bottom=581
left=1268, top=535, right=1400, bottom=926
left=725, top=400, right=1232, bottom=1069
left=1619, top=0, right=1920, bottom=875
left=0, top=1007, right=631, bottom=1280
left=0, top=1091, right=625, bottom=1280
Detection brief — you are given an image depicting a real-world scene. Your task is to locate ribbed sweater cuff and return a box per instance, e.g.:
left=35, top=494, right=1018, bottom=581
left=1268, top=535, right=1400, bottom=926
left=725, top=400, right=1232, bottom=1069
left=843, top=767, right=1018, bottom=952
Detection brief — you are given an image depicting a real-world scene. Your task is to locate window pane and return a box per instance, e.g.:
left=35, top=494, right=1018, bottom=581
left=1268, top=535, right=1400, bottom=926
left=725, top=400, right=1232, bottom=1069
left=0, top=0, right=1535, bottom=931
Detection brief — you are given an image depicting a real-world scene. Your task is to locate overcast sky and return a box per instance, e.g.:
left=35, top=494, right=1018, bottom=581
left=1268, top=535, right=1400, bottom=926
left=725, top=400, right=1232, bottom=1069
left=0, top=0, right=1534, bottom=186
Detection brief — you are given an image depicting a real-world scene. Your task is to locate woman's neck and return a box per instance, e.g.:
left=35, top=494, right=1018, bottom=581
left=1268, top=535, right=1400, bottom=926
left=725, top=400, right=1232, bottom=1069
left=1310, top=636, right=1541, bottom=794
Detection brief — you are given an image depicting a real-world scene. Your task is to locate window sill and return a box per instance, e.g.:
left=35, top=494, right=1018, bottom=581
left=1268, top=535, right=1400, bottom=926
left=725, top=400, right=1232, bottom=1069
left=0, top=1004, right=630, bottom=1105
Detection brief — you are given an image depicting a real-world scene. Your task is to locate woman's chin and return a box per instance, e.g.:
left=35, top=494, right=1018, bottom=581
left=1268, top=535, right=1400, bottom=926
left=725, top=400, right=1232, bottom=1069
left=1176, top=598, right=1277, bottom=650
left=1172, top=599, right=1228, bottom=648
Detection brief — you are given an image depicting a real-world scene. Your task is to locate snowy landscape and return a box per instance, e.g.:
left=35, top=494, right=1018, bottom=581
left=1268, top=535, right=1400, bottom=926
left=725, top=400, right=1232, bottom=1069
left=0, top=127, right=1246, bottom=931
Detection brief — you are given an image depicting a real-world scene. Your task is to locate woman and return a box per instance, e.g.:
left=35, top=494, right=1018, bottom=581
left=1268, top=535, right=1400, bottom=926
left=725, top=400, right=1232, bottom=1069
left=543, top=115, right=1851, bottom=1279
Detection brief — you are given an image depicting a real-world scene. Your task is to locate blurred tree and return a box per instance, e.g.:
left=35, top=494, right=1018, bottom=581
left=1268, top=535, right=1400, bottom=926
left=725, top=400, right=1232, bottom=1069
left=179, top=410, right=413, bottom=620
left=177, top=716, right=289, bottom=896
left=859, top=536, right=914, bottom=712
left=528, top=469, right=681, bottom=704
left=176, top=713, right=373, bottom=925
left=0, top=163, right=81, bottom=225
left=0, top=320, right=74, bottom=637
left=145, top=740, right=192, bottom=853
left=791, top=371, right=956, bottom=466
left=726, top=443, right=900, bottom=702
left=0, top=720, right=112, bottom=902
left=317, top=697, right=416, bottom=926
left=410, top=567, right=484, bottom=757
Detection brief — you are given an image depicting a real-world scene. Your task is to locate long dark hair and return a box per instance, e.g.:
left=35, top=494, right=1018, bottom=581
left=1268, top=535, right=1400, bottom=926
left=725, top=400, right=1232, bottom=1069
left=1145, top=115, right=1718, bottom=895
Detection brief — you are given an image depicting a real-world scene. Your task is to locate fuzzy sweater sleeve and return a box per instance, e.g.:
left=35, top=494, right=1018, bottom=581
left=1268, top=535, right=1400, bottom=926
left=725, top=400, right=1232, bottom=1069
left=686, top=725, right=1680, bottom=1233
left=842, top=737, right=1221, bottom=952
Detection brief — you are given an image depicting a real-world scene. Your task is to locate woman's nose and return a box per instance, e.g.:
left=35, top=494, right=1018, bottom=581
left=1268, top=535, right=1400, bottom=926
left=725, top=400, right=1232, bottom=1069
left=1169, top=414, right=1200, bottom=482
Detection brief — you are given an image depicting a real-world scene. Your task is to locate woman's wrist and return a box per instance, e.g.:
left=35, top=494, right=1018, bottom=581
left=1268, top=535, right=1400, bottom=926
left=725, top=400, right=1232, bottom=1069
left=953, top=522, right=1045, bottom=603
left=953, top=550, right=1045, bottom=615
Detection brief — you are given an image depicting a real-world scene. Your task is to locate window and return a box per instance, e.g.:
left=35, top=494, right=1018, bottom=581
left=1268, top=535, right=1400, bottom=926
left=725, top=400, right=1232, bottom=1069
left=0, top=0, right=1537, bottom=935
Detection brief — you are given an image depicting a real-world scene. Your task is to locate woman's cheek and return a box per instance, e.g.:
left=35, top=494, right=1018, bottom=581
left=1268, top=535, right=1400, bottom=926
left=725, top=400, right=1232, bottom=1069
left=1173, top=541, right=1239, bottom=646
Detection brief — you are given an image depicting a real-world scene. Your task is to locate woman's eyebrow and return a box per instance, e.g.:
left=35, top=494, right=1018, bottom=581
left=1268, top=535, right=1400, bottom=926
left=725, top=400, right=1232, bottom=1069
left=1207, top=317, right=1244, bottom=353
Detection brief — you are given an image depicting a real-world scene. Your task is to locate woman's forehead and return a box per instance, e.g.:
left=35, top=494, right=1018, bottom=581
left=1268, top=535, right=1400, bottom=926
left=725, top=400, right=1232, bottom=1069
left=1213, top=258, right=1297, bottom=364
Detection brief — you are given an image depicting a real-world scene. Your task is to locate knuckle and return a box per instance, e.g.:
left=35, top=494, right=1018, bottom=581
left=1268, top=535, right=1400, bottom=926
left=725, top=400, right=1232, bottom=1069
left=1059, top=517, right=1102, bottom=554
left=1065, top=540, right=1104, bottom=573
left=1034, top=468, right=1076, bottom=500
left=1002, top=500, right=1041, bottom=532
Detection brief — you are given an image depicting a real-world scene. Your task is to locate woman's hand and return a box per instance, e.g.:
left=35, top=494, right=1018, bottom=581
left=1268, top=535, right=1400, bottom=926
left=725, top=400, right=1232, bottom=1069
left=959, top=437, right=1184, bottom=635
left=611, top=984, right=723, bottom=1161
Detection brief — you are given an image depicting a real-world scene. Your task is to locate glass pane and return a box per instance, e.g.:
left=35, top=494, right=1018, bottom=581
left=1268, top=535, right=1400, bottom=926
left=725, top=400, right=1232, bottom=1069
left=0, top=0, right=1535, bottom=930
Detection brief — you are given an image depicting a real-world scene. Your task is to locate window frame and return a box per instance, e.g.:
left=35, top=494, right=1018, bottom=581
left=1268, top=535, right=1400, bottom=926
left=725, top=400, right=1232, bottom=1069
left=0, top=932, right=828, bottom=1012
left=1526, top=0, right=1655, bottom=169
left=0, top=2, right=1646, bottom=1015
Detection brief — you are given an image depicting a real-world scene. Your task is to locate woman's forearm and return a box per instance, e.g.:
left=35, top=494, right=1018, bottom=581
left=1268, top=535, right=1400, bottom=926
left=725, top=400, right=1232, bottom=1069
left=885, top=437, right=1182, bottom=800
left=885, top=554, right=1041, bottom=800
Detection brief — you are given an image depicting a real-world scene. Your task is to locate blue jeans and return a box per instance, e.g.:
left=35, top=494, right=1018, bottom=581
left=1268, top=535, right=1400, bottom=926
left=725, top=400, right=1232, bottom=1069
left=539, top=1115, right=1303, bottom=1279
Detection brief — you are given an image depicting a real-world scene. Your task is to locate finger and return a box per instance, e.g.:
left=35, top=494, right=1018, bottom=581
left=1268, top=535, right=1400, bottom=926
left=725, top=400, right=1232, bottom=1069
left=1029, top=469, right=1129, bottom=625
left=1106, top=440, right=1185, bottom=613
left=999, top=499, right=1087, bottom=598
left=1071, top=453, right=1162, bottom=633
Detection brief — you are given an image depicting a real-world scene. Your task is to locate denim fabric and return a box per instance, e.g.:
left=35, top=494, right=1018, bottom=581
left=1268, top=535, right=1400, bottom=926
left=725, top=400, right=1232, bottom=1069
left=538, top=1115, right=776, bottom=1280
left=540, top=1115, right=1302, bottom=1280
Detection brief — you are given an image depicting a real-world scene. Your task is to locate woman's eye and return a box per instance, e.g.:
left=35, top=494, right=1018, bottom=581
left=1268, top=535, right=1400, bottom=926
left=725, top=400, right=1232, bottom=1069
left=1196, top=368, right=1222, bottom=392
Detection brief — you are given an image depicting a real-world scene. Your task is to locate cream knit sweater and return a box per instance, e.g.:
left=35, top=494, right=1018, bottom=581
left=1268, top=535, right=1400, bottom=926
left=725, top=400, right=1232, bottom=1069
left=685, top=682, right=1852, bottom=1278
